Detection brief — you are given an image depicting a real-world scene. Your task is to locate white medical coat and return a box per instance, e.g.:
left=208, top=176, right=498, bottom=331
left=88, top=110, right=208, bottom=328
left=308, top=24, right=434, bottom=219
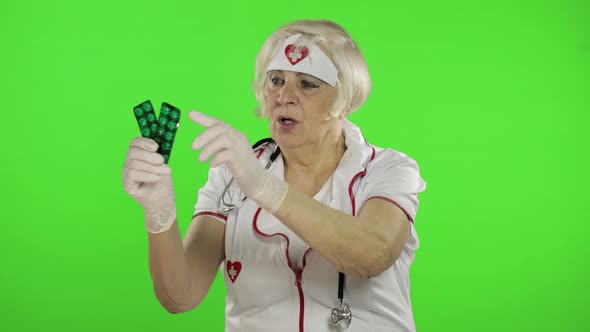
left=194, top=119, right=426, bottom=332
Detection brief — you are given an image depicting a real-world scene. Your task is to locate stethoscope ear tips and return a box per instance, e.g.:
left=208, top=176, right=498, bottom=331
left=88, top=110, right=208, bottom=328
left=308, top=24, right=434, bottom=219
left=331, top=303, right=352, bottom=328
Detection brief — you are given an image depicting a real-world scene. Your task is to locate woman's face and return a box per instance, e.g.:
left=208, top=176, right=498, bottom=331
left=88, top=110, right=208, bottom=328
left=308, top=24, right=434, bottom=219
left=264, top=70, right=341, bottom=150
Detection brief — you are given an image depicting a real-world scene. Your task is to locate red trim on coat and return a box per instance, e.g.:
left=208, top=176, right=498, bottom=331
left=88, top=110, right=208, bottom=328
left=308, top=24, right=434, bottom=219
left=364, top=196, right=414, bottom=223
left=252, top=207, right=295, bottom=269
left=301, top=247, right=313, bottom=267
left=192, top=211, right=228, bottom=221
left=295, top=269, right=304, bottom=332
left=348, top=146, right=376, bottom=216
left=252, top=207, right=307, bottom=332
left=348, top=171, right=365, bottom=216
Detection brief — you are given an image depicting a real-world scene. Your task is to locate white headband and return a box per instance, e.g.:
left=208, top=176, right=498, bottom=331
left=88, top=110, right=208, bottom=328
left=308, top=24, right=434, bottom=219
left=266, top=34, right=338, bottom=87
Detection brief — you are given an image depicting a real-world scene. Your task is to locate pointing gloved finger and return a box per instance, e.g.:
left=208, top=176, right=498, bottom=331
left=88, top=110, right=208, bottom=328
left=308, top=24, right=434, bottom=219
left=209, top=149, right=233, bottom=169
left=198, top=134, right=232, bottom=162
left=188, top=110, right=222, bottom=128
left=126, top=168, right=162, bottom=184
left=192, top=122, right=230, bottom=150
left=127, top=146, right=165, bottom=165
left=129, top=137, right=159, bottom=152
left=125, top=159, right=172, bottom=175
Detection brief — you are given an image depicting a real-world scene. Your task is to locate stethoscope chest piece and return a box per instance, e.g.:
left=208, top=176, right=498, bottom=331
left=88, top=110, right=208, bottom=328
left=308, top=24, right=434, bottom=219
left=331, top=302, right=352, bottom=328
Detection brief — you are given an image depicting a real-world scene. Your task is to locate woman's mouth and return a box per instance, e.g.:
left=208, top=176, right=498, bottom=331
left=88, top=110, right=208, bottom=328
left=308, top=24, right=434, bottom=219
left=278, top=116, right=298, bottom=130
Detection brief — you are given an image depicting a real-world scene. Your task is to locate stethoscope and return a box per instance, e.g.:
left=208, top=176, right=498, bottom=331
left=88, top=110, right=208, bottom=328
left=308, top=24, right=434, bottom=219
left=218, top=138, right=353, bottom=328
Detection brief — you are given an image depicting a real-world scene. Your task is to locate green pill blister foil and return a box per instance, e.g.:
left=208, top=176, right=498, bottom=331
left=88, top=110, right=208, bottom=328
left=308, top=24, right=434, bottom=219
left=133, top=100, right=180, bottom=164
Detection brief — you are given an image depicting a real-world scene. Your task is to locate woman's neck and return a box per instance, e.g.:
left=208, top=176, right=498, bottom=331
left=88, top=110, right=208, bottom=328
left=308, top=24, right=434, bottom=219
left=281, top=133, right=347, bottom=193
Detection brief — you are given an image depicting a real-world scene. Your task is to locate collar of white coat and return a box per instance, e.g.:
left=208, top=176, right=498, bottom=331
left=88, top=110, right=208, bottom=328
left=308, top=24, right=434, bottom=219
left=338, top=118, right=376, bottom=179
left=258, top=118, right=375, bottom=213
left=333, top=118, right=376, bottom=215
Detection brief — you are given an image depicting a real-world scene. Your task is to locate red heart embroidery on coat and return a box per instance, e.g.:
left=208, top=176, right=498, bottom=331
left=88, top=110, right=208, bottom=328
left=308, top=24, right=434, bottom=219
left=226, top=261, right=242, bottom=283
left=284, top=44, right=309, bottom=65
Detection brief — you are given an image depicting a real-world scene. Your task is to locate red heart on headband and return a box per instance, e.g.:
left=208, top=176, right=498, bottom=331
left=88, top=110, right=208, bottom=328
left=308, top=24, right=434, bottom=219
left=284, top=44, right=309, bottom=65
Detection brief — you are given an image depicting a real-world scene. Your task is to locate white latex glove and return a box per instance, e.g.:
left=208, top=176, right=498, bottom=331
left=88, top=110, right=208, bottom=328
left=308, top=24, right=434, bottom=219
left=189, top=111, right=287, bottom=213
left=122, top=137, right=176, bottom=233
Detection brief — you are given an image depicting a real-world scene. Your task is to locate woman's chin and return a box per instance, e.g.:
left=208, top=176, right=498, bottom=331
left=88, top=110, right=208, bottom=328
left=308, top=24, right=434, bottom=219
left=272, top=132, right=304, bottom=150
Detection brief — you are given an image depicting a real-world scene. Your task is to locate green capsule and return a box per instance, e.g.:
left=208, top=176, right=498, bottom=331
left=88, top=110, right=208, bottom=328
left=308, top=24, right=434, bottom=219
left=142, top=102, right=153, bottom=112
left=162, top=142, right=172, bottom=151
left=134, top=107, right=144, bottom=116
left=165, top=131, right=174, bottom=141
left=161, top=105, right=170, bottom=116
left=158, top=116, right=168, bottom=126
left=146, top=113, right=156, bottom=122
left=170, top=110, right=180, bottom=121
left=167, top=121, right=177, bottom=130
left=138, top=117, right=147, bottom=126
left=141, top=128, right=151, bottom=137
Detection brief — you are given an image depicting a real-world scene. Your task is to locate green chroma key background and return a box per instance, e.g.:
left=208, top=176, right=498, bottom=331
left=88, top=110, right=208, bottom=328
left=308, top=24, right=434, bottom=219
left=1, top=0, right=588, bottom=331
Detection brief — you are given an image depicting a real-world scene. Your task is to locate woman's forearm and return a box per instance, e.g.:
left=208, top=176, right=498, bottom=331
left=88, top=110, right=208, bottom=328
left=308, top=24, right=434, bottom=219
left=273, top=187, right=408, bottom=278
left=147, top=218, right=196, bottom=313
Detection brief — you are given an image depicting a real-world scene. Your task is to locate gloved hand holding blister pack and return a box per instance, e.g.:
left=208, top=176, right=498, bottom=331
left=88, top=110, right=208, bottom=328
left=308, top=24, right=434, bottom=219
left=122, top=100, right=181, bottom=233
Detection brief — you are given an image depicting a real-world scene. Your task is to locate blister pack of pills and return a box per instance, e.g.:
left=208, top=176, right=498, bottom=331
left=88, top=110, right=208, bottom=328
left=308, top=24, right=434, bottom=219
left=133, top=100, right=180, bottom=164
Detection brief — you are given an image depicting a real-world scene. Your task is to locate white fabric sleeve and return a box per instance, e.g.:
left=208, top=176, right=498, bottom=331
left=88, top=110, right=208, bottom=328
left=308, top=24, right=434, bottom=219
left=193, top=164, right=233, bottom=224
left=358, top=149, right=426, bottom=251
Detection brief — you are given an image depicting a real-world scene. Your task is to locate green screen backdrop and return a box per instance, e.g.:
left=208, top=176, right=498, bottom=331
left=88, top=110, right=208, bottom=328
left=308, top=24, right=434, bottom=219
left=1, top=0, right=588, bottom=331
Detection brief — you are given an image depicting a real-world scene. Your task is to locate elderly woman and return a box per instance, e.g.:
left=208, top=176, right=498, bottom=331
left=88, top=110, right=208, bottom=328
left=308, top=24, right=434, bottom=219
left=122, top=19, right=426, bottom=331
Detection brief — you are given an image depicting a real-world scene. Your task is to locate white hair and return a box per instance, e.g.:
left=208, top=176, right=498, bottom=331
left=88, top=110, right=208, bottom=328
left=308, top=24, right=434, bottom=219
left=253, top=19, right=372, bottom=118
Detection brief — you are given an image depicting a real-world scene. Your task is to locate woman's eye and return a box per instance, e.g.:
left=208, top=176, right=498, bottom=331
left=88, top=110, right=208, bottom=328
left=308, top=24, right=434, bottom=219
left=270, top=77, right=284, bottom=85
left=302, top=80, right=319, bottom=89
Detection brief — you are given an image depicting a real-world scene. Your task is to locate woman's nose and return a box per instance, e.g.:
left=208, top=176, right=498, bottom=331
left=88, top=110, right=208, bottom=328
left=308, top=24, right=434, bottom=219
left=277, top=82, right=297, bottom=105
